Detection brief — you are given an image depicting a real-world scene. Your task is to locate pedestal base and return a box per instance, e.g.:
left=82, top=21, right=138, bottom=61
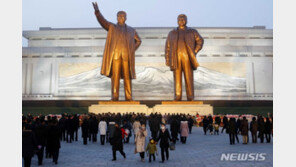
left=89, top=101, right=148, bottom=115
left=89, top=101, right=213, bottom=116
left=162, top=101, right=204, bottom=105
left=98, top=101, right=140, bottom=105
left=153, top=101, right=213, bottom=116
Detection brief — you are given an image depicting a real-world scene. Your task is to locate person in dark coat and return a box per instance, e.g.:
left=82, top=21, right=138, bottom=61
left=258, top=116, right=265, bottom=143
left=250, top=117, right=258, bottom=143
left=240, top=117, right=249, bottom=144
left=34, top=119, right=47, bottom=165
left=150, top=116, right=160, bottom=141
left=73, top=114, right=80, bottom=141
left=45, top=117, right=52, bottom=158
left=22, top=123, right=37, bottom=167
left=264, top=118, right=272, bottom=143
left=58, top=114, right=66, bottom=141
left=108, top=121, right=116, bottom=143
left=202, top=116, right=209, bottom=135
left=111, top=123, right=126, bottom=161
left=214, top=116, right=221, bottom=135
left=27, top=113, right=33, bottom=120
left=188, top=116, right=194, bottom=134
left=170, top=117, right=179, bottom=144
left=270, top=114, right=273, bottom=137
left=215, top=116, right=221, bottom=126
left=156, top=124, right=172, bottom=163
left=228, top=118, right=236, bottom=145
left=236, top=117, right=242, bottom=133
left=65, top=116, right=74, bottom=143
left=208, top=115, right=213, bottom=135
left=47, top=120, right=61, bottom=164
left=25, top=118, right=35, bottom=131
left=88, top=116, right=93, bottom=141
left=105, top=117, right=110, bottom=143
left=221, top=116, right=228, bottom=133
left=81, top=117, right=89, bottom=145
left=235, top=118, right=240, bottom=143
left=89, top=116, right=99, bottom=142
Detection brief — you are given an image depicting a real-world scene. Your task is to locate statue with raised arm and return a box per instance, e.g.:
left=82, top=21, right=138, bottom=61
left=92, top=2, right=141, bottom=101
left=165, top=14, right=204, bottom=101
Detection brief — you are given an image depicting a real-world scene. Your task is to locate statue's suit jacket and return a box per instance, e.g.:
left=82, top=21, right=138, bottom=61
left=96, top=11, right=141, bottom=79
left=165, top=27, right=204, bottom=71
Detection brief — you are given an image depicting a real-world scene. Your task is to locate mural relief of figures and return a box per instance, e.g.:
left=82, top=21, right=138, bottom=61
left=58, top=62, right=246, bottom=100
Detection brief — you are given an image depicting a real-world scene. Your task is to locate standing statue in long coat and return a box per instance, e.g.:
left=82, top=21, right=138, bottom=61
left=165, top=14, right=203, bottom=101
left=92, top=2, right=142, bottom=101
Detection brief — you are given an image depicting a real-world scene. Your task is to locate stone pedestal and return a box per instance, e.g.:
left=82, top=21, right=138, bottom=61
left=153, top=101, right=213, bottom=116
left=161, top=101, right=204, bottom=105
left=89, top=101, right=148, bottom=115
left=98, top=101, right=140, bottom=105
left=89, top=101, right=213, bottom=116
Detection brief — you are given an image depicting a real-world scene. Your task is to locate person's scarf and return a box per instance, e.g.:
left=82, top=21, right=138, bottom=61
left=139, top=128, right=145, bottom=138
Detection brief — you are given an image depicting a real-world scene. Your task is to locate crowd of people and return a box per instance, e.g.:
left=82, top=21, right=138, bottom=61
left=22, top=112, right=195, bottom=166
left=201, top=114, right=273, bottom=145
left=22, top=115, right=61, bottom=167
left=22, top=112, right=273, bottom=166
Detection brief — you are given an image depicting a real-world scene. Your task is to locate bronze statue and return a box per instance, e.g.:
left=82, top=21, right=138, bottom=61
left=92, top=2, right=141, bottom=101
left=165, top=14, right=204, bottom=101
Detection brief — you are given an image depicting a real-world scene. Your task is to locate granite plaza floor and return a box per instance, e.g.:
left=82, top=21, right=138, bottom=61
left=28, top=127, right=273, bottom=167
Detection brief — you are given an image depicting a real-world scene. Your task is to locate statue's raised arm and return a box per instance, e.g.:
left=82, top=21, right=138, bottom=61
left=92, top=2, right=111, bottom=31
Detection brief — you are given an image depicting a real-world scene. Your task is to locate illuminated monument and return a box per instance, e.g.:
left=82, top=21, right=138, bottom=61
left=22, top=26, right=272, bottom=115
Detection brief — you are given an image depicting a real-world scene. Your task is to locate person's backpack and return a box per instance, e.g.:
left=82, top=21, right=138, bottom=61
left=169, top=142, right=175, bottom=150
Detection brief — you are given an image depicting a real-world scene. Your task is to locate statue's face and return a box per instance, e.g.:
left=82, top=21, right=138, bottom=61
left=117, top=13, right=126, bottom=25
left=178, top=16, right=187, bottom=27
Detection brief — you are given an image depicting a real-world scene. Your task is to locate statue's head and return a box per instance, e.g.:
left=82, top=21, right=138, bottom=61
left=117, top=11, right=127, bottom=25
left=177, top=14, right=187, bottom=27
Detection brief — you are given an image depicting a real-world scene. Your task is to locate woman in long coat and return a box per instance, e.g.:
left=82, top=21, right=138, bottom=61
left=180, top=120, right=189, bottom=144
left=156, top=124, right=172, bottom=163
left=135, top=124, right=148, bottom=162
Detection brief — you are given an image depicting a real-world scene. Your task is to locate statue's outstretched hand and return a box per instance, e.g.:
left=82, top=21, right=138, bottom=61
left=92, top=2, right=100, bottom=16
left=92, top=1, right=110, bottom=30
left=92, top=2, right=99, bottom=11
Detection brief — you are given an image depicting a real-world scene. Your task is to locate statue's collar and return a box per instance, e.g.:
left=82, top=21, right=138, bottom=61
left=177, top=26, right=187, bottom=30
left=117, top=23, right=126, bottom=27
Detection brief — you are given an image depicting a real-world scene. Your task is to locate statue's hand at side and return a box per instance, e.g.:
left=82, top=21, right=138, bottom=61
left=165, top=60, right=170, bottom=66
left=194, top=48, right=199, bottom=55
left=194, top=45, right=203, bottom=55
